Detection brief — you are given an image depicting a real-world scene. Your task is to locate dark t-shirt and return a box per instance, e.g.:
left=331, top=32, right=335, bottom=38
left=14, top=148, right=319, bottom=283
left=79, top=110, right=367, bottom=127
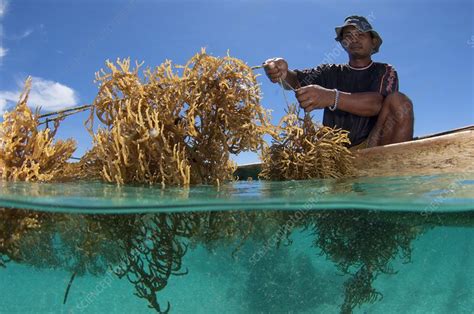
left=295, top=62, right=399, bottom=146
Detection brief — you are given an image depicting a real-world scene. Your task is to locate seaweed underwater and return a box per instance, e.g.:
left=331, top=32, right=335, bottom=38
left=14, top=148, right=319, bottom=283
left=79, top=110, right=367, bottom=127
left=180, top=209, right=427, bottom=314
left=109, top=213, right=194, bottom=313
left=0, top=208, right=428, bottom=313
left=308, top=210, right=426, bottom=313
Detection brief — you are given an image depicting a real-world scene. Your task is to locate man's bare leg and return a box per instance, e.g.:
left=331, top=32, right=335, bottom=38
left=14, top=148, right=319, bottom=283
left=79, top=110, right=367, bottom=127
left=367, top=92, right=414, bottom=147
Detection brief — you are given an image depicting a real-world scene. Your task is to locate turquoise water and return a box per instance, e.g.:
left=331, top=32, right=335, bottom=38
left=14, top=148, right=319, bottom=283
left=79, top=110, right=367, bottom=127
left=0, top=173, right=473, bottom=313
left=0, top=173, right=473, bottom=213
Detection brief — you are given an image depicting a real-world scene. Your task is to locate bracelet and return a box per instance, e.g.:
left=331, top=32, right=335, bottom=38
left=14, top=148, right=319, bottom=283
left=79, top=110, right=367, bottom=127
left=329, top=89, right=339, bottom=111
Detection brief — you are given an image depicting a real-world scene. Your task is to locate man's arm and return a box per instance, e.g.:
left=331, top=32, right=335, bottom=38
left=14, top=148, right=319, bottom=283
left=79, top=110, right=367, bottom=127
left=336, top=65, right=399, bottom=116
left=296, top=85, right=384, bottom=116
left=337, top=91, right=383, bottom=116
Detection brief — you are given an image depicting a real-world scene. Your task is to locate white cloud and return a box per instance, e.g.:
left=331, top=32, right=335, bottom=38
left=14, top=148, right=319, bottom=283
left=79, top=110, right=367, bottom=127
left=0, top=98, right=6, bottom=115
left=9, top=29, right=33, bottom=40
left=0, top=46, right=6, bottom=58
left=0, top=77, right=79, bottom=114
left=0, top=0, right=7, bottom=18
left=20, top=29, right=33, bottom=39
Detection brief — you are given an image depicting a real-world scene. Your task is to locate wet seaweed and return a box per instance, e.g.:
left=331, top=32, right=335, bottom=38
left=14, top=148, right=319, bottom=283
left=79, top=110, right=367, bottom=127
left=0, top=253, right=9, bottom=268
left=0, top=208, right=44, bottom=264
left=310, top=210, right=424, bottom=313
left=63, top=271, right=77, bottom=304
left=341, top=265, right=383, bottom=314
left=260, top=105, right=354, bottom=180
left=113, top=213, right=194, bottom=313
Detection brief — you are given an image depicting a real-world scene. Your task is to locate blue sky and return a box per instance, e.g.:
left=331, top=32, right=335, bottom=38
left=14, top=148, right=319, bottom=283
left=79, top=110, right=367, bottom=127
left=0, top=0, right=472, bottom=165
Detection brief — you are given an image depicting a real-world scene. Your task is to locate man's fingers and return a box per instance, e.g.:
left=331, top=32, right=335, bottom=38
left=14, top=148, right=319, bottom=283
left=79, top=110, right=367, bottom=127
left=264, top=61, right=282, bottom=82
left=264, top=58, right=288, bottom=84
left=270, top=76, right=281, bottom=83
left=295, top=92, right=311, bottom=103
left=296, top=95, right=310, bottom=104
left=276, top=62, right=286, bottom=70
left=299, top=99, right=313, bottom=109
left=264, top=58, right=290, bottom=85
left=300, top=101, right=316, bottom=112
left=295, top=87, right=309, bottom=97
left=265, top=67, right=280, bottom=75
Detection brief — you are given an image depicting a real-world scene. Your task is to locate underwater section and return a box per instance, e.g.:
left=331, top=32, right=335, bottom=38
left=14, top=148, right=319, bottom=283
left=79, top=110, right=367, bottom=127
left=0, top=172, right=473, bottom=313
left=0, top=209, right=473, bottom=313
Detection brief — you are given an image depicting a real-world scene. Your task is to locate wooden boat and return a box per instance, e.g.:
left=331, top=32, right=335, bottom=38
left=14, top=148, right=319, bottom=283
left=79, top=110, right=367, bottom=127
left=235, top=125, right=474, bottom=180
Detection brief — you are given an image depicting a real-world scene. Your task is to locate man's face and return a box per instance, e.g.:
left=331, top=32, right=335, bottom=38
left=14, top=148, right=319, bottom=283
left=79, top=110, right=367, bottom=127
left=340, top=25, right=376, bottom=58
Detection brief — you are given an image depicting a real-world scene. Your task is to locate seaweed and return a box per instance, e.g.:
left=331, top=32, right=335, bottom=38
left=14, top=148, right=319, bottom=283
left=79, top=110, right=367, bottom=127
left=0, top=77, right=76, bottom=182
left=0, top=51, right=277, bottom=309
left=0, top=208, right=44, bottom=264
left=0, top=77, right=76, bottom=271
left=0, top=253, right=9, bottom=267
left=260, top=104, right=354, bottom=180
left=340, top=265, right=383, bottom=314
left=113, top=213, right=194, bottom=313
left=83, top=49, right=274, bottom=186
left=310, top=210, right=424, bottom=313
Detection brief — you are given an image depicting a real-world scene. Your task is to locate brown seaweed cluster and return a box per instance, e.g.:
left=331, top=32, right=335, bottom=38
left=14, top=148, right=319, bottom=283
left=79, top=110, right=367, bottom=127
left=0, top=77, right=76, bottom=182
left=188, top=210, right=293, bottom=256
left=0, top=208, right=43, bottom=266
left=113, top=213, right=195, bottom=313
left=0, top=51, right=354, bottom=186
left=260, top=104, right=354, bottom=180
left=83, top=49, right=273, bottom=186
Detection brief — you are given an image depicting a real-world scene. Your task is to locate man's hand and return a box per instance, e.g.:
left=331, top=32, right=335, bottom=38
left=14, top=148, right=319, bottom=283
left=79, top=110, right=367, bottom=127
left=295, top=85, right=335, bottom=112
left=263, top=58, right=289, bottom=83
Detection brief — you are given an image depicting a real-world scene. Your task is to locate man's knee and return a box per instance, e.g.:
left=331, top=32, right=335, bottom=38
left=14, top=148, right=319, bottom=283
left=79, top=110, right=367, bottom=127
left=383, top=92, right=413, bottom=121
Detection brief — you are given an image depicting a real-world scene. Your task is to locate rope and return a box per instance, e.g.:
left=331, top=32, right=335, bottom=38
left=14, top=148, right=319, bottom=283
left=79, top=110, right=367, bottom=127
left=252, top=64, right=296, bottom=107
left=38, top=104, right=91, bottom=119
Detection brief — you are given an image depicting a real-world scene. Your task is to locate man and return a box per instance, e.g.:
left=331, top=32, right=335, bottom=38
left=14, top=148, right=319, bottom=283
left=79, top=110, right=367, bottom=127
left=264, top=15, right=414, bottom=149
